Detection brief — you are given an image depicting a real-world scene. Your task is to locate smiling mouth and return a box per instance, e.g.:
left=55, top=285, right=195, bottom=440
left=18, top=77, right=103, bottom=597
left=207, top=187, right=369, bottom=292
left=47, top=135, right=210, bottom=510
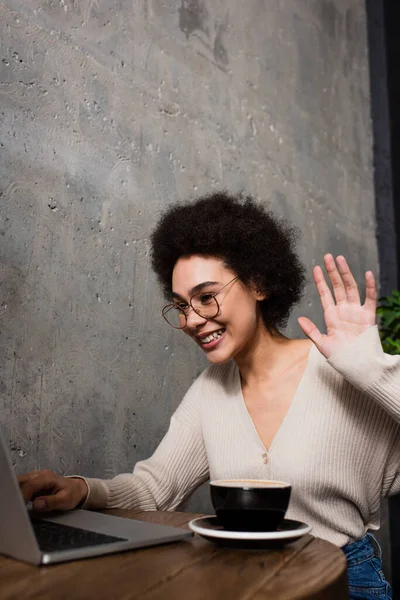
left=199, top=328, right=226, bottom=344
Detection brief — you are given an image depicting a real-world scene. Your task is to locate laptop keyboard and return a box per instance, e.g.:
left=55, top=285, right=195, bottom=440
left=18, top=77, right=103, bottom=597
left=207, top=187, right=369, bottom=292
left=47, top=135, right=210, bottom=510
left=31, top=518, right=129, bottom=552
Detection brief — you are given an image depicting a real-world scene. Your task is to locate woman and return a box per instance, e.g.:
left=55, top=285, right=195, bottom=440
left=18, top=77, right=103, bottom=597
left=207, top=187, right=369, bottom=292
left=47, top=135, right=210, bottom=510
left=20, top=193, right=398, bottom=599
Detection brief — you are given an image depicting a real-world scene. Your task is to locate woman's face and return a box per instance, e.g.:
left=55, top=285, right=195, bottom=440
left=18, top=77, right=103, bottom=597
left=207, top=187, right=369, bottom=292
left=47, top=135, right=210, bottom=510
left=171, top=255, right=266, bottom=364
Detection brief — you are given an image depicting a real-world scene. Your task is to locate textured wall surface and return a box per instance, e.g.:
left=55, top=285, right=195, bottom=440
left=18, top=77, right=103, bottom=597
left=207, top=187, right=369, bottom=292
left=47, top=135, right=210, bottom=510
left=1, top=0, right=377, bottom=519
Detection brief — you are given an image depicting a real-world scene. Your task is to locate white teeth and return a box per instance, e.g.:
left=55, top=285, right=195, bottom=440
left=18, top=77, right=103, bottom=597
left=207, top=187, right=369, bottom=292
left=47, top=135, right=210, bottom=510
left=201, top=329, right=225, bottom=344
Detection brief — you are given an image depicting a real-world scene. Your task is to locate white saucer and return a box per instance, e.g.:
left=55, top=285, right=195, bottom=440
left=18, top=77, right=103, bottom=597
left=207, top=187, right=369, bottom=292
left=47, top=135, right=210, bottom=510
left=189, top=516, right=312, bottom=549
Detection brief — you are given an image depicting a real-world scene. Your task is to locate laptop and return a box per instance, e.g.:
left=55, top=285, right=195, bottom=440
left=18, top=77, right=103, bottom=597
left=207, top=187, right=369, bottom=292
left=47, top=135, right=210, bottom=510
left=0, top=426, right=192, bottom=565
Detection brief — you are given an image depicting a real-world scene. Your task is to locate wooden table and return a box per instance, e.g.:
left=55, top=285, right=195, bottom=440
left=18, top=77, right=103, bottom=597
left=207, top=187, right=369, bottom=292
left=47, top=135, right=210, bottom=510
left=0, top=510, right=348, bottom=599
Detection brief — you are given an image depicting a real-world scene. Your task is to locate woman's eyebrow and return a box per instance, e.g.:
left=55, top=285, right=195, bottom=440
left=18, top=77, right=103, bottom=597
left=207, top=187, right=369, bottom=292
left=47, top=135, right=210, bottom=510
left=172, top=281, right=219, bottom=300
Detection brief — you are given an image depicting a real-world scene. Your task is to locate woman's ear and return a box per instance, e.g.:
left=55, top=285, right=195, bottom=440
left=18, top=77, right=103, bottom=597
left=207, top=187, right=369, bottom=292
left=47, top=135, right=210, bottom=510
left=255, top=290, right=268, bottom=301
left=248, top=279, right=267, bottom=301
left=251, top=283, right=268, bottom=302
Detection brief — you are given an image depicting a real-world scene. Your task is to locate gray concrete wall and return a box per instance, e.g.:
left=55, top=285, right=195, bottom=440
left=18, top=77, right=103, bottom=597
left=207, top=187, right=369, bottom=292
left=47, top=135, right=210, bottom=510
left=0, top=0, right=377, bottom=520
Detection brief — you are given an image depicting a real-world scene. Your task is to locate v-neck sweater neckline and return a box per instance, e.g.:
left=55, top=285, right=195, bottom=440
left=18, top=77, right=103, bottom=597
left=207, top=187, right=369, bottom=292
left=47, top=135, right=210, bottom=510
left=234, top=344, right=316, bottom=455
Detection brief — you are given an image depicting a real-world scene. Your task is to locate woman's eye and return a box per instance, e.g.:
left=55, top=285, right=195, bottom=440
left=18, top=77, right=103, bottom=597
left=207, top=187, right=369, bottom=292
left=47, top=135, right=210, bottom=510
left=199, top=293, right=215, bottom=305
left=177, top=303, right=189, bottom=311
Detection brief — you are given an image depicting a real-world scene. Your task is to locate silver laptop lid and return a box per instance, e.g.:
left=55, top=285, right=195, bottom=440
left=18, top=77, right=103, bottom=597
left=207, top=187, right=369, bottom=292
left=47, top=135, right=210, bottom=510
left=0, top=425, right=42, bottom=563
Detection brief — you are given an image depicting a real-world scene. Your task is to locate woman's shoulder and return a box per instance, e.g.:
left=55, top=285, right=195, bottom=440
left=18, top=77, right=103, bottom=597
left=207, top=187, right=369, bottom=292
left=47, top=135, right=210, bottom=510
left=203, top=359, right=237, bottom=380
left=174, top=361, right=237, bottom=423
left=187, top=360, right=238, bottom=398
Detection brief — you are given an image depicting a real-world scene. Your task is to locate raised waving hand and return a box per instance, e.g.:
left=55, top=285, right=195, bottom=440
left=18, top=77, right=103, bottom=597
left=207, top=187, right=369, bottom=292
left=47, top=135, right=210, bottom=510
left=298, top=254, right=377, bottom=359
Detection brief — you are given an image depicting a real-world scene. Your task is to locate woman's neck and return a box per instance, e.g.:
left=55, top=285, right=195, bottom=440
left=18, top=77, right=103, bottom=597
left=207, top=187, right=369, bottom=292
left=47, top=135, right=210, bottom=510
left=235, top=324, right=311, bottom=388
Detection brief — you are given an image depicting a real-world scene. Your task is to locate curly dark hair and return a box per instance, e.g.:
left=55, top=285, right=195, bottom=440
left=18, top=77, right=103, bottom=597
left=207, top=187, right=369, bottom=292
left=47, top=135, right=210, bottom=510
left=150, top=192, right=307, bottom=330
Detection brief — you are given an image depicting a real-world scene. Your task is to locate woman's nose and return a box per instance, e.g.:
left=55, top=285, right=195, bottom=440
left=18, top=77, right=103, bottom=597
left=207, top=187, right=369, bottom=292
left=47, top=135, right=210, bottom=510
left=185, top=308, right=207, bottom=330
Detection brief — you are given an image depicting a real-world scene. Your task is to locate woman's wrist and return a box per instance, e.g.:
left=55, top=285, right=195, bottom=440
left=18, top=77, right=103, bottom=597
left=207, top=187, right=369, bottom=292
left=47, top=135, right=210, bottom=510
left=65, top=475, right=89, bottom=507
left=76, top=477, right=89, bottom=505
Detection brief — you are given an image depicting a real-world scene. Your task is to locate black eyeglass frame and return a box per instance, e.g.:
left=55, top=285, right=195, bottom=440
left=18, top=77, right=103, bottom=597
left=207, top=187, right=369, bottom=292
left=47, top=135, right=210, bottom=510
left=162, top=276, right=239, bottom=329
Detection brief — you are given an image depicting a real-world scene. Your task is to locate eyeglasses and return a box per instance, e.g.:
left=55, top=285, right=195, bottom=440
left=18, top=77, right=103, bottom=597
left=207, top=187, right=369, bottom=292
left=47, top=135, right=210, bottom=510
left=162, top=276, right=239, bottom=329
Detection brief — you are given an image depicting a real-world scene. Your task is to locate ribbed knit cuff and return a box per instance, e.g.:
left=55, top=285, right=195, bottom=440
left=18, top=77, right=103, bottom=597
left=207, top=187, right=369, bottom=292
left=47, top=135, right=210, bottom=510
left=64, top=475, right=90, bottom=508
left=327, top=326, right=397, bottom=390
left=327, top=326, right=400, bottom=424
left=65, top=475, right=150, bottom=510
left=79, top=477, right=110, bottom=509
left=72, top=474, right=157, bottom=510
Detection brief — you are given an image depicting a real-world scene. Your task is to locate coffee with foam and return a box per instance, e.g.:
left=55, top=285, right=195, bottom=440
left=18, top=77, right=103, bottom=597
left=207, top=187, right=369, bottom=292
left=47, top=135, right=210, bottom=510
left=212, top=479, right=290, bottom=488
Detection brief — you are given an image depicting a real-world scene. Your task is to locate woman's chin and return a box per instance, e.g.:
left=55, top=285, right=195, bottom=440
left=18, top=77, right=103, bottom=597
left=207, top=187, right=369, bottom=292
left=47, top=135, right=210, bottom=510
left=203, top=346, right=234, bottom=364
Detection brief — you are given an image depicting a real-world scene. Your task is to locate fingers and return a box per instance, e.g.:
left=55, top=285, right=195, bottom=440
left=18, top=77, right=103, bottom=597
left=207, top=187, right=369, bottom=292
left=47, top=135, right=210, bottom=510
left=313, top=265, right=335, bottom=312
left=298, top=316, right=323, bottom=348
left=322, top=254, right=360, bottom=304
left=364, top=270, right=377, bottom=313
left=33, top=490, right=75, bottom=512
left=317, top=255, right=366, bottom=306
left=323, top=254, right=347, bottom=304
left=18, top=470, right=58, bottom=504
left=333, top=255, right=360, bottom=304
left=17, top=470, right=41, bottom=485
left=18, top=470, right=81, bottom=512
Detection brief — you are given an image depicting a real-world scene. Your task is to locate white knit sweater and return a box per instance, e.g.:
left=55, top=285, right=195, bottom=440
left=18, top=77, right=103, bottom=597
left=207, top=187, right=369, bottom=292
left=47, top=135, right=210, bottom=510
left=81, top=326, right=400, bottom=547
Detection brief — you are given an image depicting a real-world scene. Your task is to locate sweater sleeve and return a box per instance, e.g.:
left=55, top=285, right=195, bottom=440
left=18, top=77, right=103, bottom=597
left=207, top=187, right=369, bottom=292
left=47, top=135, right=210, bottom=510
left=80, top=372, right=210, bottom=510
left=327, top=325, right=400, bottom=423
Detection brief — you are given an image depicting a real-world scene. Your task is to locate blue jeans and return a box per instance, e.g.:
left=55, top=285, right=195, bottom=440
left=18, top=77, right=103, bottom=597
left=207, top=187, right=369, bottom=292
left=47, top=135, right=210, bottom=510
left=342, top=533, right=392, bottom=599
